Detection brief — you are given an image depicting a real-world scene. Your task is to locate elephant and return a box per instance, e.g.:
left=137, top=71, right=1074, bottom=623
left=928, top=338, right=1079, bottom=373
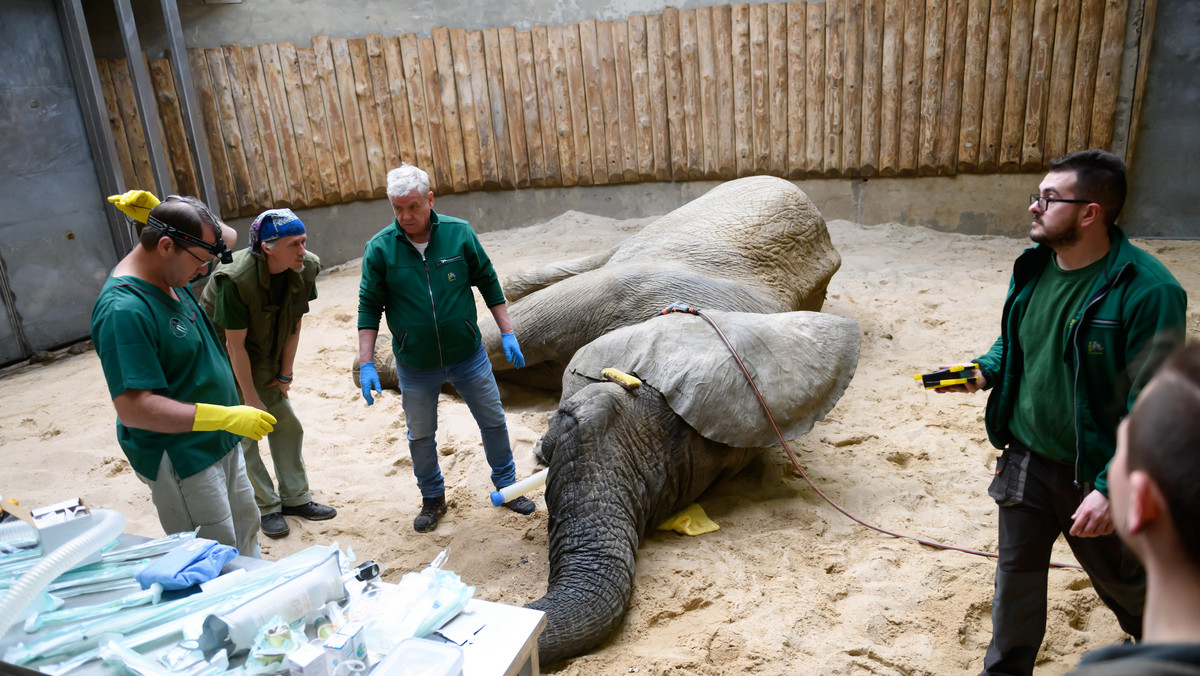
left=525, top=309, right=861, bottom=664
left=480, top=176, right=841, bottom=389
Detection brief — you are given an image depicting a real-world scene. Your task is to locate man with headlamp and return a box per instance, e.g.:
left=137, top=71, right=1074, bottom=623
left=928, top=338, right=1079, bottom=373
left=91, top=194, right=273, bottom=556
left=200, top=209, right=336, bottom=539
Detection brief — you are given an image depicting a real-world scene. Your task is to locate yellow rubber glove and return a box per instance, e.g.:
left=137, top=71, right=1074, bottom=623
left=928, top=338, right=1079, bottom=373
left=193, top=403, right=276, bottom=441
left=656, top=503, right=720, bottom=536
left=107, top=190, right=161, bottom=224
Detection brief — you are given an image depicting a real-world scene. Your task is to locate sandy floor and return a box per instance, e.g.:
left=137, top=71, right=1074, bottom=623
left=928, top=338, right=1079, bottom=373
left=2, top=203, right=1198, bottom=674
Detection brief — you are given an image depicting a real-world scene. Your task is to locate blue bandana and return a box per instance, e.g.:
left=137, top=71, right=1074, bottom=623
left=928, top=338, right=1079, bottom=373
left=249, top=209, right=305, bottom=257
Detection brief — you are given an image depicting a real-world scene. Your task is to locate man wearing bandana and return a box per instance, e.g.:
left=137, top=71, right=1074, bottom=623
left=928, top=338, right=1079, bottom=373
left=201, top=209, right=336, bottom=538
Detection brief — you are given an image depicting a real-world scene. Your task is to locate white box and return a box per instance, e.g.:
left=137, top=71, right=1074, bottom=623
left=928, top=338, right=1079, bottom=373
left=31, top=499, right=99, bottom=566
left=286, top=643, right=327, bottom=676
left=323, top=620, right=366, bottom=673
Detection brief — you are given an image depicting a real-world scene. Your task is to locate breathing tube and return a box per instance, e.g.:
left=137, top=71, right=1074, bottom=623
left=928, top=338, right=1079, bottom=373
left=0, top=509, right=126, bottom=636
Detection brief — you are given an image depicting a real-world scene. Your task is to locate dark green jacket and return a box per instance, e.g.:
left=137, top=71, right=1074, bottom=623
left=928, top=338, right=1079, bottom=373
left=200, top=248, right=321, bottom=384
left=976, top=226, right=1186, bottom=496
left=357, top=210, right=506, bottom=370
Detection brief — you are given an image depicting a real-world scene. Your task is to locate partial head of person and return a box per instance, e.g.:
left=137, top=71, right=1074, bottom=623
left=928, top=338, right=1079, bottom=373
left=250, top=208, right=307, bottom=273
left=1029, top=149, right=1127, bottom=249
left=1112, top=341, right=1200, bottom=571
left=385, top=163, right=434, bottom=243
left=141, top=195, right=232, bottom=285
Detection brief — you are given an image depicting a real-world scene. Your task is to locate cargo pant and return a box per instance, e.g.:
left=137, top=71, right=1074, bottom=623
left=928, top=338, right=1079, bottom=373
left=981, top=442, right=1145, bottom=676
left=242, top=381, right=312, bottom=515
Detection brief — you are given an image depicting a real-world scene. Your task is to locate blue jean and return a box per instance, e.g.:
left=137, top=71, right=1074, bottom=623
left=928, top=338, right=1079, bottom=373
left=397, top=343, right=517, bottom=498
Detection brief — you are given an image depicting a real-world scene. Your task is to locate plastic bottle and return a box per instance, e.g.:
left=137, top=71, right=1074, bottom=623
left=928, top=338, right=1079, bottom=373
left=489, top=468, right=548, bottom=507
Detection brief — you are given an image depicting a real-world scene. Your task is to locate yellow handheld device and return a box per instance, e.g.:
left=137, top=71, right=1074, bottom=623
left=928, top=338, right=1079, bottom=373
left=914, top=364, right=979, bottom=389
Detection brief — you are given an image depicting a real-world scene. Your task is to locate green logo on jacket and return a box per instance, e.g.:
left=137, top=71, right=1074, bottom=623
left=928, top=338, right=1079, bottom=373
left=447, top=272, right=457, bottom=282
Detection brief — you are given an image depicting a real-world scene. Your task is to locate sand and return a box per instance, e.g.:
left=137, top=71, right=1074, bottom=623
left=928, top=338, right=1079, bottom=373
left=2, top=207, right=1198, bottom=675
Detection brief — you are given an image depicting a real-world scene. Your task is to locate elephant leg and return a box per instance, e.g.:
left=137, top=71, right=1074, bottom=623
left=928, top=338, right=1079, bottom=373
left=527, top=382, right=756, bottom=664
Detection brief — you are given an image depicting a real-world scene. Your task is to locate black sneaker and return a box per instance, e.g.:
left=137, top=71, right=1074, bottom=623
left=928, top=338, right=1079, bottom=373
left=414, top=495, right=447, bottom=533
left=281, top=501, right=337, bottom=521
left=261, top=512, right=289, bottom=538
left=503, top=495, right=537, bottom=515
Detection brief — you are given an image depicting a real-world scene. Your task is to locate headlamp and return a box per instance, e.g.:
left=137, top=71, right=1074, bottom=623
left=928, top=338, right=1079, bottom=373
left=147, top=195, right=233, bottom=264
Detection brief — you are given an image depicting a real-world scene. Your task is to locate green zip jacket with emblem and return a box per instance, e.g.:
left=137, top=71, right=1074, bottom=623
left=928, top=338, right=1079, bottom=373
left=357, top=210, right=506, bottom=370
left=976, top=226, right=1187, bottom=496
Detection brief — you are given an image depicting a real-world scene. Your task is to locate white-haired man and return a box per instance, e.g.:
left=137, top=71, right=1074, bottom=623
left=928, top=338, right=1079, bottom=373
left=356, top=164, right=533, bottom=532
left=201, top=209, right=335, bottom=538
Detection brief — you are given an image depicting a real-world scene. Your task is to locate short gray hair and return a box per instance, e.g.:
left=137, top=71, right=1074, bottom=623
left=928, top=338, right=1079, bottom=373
left=386, top=163, right=431, bottom=198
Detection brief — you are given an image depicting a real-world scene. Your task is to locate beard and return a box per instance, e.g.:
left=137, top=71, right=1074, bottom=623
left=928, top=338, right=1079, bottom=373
left=1030, top=218, right=1082, bottom=248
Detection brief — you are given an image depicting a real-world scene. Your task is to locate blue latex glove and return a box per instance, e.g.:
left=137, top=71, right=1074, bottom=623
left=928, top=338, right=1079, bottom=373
left=501, top=332, right=525, bottom=369
left=360, top=361, right=381, bottom=405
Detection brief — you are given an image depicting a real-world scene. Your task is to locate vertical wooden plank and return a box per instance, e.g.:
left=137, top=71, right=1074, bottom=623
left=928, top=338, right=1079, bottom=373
left=500, top=27, right=532, bottom=188
left=418, top=36, right=456, bottom=193
left=432, top=29, right=469, bottom=193
left=679, top=9, right=704, bottom=179
left=999, top=0, right=1034, bottom=170
left=956, top=0, right=991, bottom=171
left=879, top=0, right=903, bottom=175
left=241, top=45, right=291, bottom=206
left=805, top=3, right=826, bottom=174
left=185, top=49, right=238, bottom=214
left=224, top=45, right=272, bottom=210
left=749, top=4, right=771, bottom=174
left=1019, top=0, right=1059, bottom=170
left=695, top=7, right=720, bottom=178
left=97, top=60, right=138, bottom=192
left=767, top=3, right=789, bottom=176
left=111, top=59, right=157, bottom=191
left=483, top=29, right=517, bottom=188
left=348, top=39, right=387, bottom=197
left=380, top=36, right=415, bottom=168
left=935, top=0, right=967, bottom=173
left=277, top=43, right=321, bottom=207
left=259, top=44, right=309, bottom=206
left=842, top=0, right=862, bottom=175
left=1066, top=0, right=1104, bottom=153
left=546, top=25, right=579, bottom=187
left=312, top=36, right=357, bottom=202
left=917, top=0, right=946, bottom=175
left=399, top=35, right=435, bottom=173
left=662, top=7, right=686, bottom=180
left=564, top=24, right=595, bottom=185
left=612, top=21, right=640, bottom=182
left=860, top=0, right=883, bottom=175
left=454, top=29, right=492, bottom=190
left=368, top=35, right=403, bottom=175
left=578, top=20, right=609, bottom=184
left=596, top=21, right=624, bottom=183
left=786, top=2, right=807, bottom=176
left=530, top=26, right=563, bottom=186
left=149, top=58, right=197, bottom=196
left=1089, top=0, right=1128, bottom=150
left=1042, top=0, right=1080, bottom=162
left=628, top=16, right=654, bottom=181
left=898, top=0, right=924, bottom=174
left=480, top=28, right=513, bottom=187
left=296, top=47, right=340, bottom=205
left=330, top=38, right=373, bottom=199
left=206, top=48, right=255, bottom=215
left=713, top=5, right=736, bottom=178
left=978, top=0, right=1012, bottom=171
left=646, top=14, right=671, bottom=181
left=732, top=4, right=754, bottom=176
left=824, top=0, right=845, bottom=176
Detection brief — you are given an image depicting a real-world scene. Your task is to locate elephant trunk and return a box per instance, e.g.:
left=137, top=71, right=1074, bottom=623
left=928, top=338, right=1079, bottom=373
left=527, top=382, right=753, bottom=664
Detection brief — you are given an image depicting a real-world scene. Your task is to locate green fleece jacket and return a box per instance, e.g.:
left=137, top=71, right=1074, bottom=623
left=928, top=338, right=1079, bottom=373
left=357, top=210, right=506, bottom=369
left=976, top=226, right=1187, bottom=496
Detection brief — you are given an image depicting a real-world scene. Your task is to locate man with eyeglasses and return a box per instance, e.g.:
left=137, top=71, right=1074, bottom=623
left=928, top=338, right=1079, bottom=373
left=934, top=149, right=1187, bottom=675
left=91, top=195, right=276, bottom=557
left=200, top=209, right=336, bottom=539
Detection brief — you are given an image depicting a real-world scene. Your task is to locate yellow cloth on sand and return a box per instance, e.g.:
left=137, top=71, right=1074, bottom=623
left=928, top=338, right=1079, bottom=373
left=656, top=503, right=719, bottom=536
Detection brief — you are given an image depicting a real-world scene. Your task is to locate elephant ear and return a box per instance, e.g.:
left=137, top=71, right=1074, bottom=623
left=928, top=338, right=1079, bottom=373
left=562, top=310, right=860, bottom=448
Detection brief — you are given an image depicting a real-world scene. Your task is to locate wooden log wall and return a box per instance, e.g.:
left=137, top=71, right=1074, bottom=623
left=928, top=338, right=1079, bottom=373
left=99, top=0, right=1135, bottom=217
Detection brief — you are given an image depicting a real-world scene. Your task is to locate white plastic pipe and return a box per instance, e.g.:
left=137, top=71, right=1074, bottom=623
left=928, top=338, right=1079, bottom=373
left=489, top=468, right=548, bottom=507
left=0, top=508, right=125, bottom=636
left=0, top=519, right=37, bottom=545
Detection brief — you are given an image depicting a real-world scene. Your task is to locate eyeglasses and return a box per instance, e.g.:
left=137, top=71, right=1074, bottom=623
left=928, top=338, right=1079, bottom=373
left=178, top=242, right=217, bottom=265
left=1030, top=194, right=1092, bottom=211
